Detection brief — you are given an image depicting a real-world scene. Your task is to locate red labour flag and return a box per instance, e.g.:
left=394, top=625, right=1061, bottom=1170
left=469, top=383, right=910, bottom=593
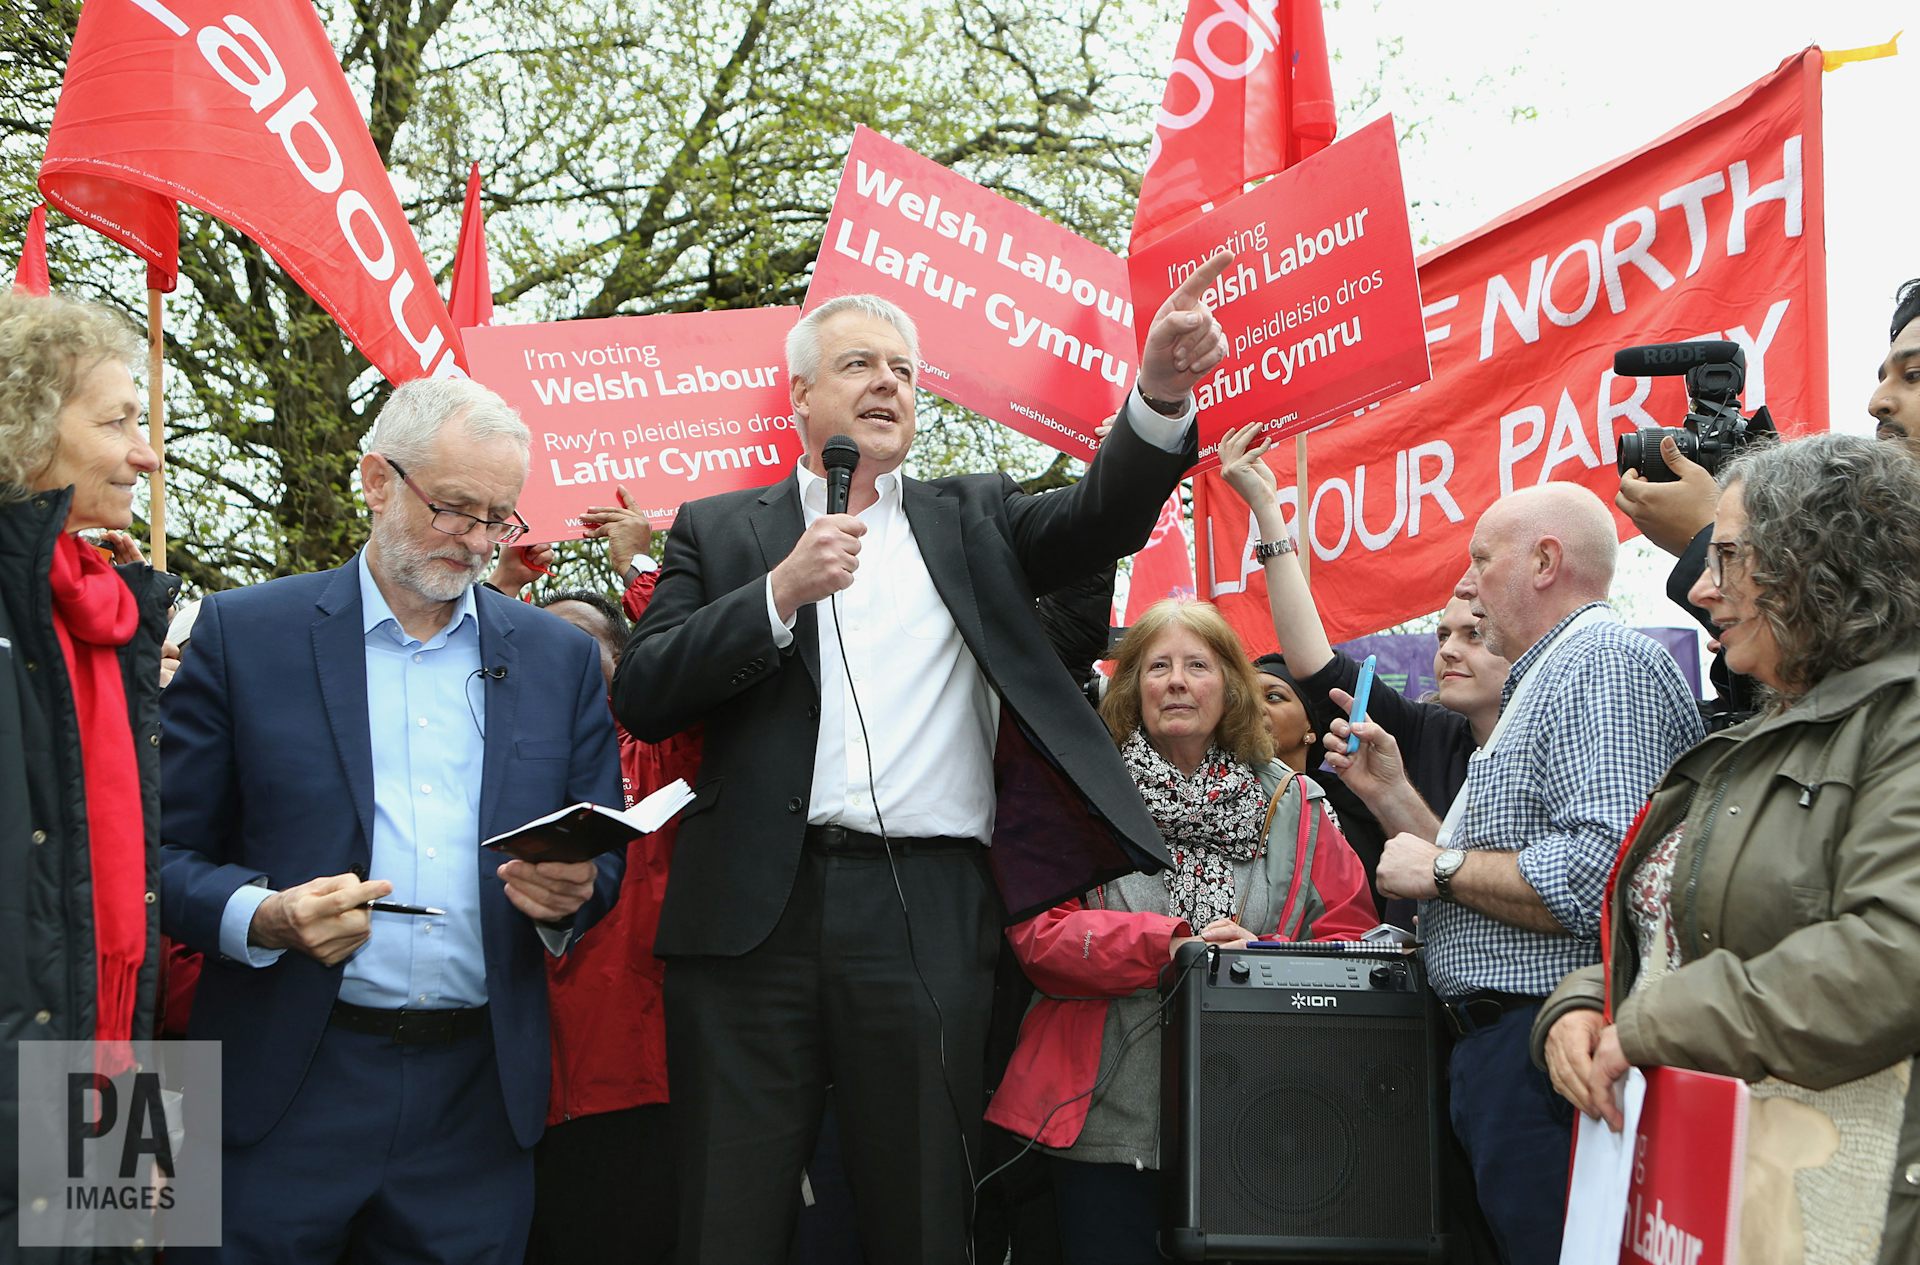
left=1121, top=491, right=1196, bottom=627
left=41, top=0, right=465, bottom=382
left=12, top=205, right=51, bottom=296
left=447, top=162, right=493, bottom=329
left=1195, top=51, right=1828, bottom=643
left=1130, top=0, right=1336, bottom=253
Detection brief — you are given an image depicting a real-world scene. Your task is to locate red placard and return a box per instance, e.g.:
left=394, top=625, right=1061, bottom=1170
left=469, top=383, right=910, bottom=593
left=1623, top=1067, right=1747, bottom=1265
left=1127, top=116, right=1430, bottom=471
left=1196, top=51, right=1826, bottom=642
left=808, top=127, right=1136, bottom=461
left=464, top=308, right=802, bottom=540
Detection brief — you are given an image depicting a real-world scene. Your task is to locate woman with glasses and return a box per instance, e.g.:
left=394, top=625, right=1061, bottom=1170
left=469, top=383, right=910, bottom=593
left=1534, top=432, right=1920, bottom=1264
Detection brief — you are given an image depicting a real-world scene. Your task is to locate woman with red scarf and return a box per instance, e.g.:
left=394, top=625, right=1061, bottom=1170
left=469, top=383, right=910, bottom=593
left=1, top=292, right=176, bottom=1248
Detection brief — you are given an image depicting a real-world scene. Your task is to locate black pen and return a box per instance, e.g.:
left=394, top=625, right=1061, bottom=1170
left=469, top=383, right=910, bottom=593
left=366, top=900, right=444, bottom=917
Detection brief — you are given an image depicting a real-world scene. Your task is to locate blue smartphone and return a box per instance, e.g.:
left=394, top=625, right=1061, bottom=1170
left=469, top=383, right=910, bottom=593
left=1347, top=655, right=1377, bottom=753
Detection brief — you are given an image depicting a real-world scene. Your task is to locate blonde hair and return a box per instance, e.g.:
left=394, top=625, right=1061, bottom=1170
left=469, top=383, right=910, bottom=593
left=1100, top=599, right=1275, bottom=768
left=0, top=292, right=141, bottom=500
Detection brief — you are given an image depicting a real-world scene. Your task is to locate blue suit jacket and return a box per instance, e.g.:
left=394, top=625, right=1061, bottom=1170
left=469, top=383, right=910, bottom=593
left=158, top=559, right=622, bottom=1149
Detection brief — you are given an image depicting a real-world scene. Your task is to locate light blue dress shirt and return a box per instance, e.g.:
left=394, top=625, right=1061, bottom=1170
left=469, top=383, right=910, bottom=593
left=219, top=555, right=493, bottom=1008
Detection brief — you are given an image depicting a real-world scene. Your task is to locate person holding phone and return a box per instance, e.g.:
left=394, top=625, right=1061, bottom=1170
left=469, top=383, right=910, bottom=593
left=986, top=599, right=1376, bottom=1265
left=1324, top=480, right=1701, bottom=1264
left=1216, top=424, right=1509, bottom=911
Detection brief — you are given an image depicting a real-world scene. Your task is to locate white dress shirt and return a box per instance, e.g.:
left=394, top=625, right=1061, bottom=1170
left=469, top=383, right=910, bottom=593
left=765, top=388, right=1194, bottom=843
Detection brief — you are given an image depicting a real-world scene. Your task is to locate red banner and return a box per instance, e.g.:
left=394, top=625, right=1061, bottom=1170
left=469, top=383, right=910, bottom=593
left=447, top=162, right=493, bottom=329
left=1128, top=117, right=1429, bottom=470
left=808, top=127, right=1135, bottom=461
left=41, top=0, right=464, bottom=383
left=1130, top=0, right=1335, bottom=252
left=1198, top=51, right=1827, bottom=643
left=464, top=308, right=802, bottom=541
left=1121, top=491, right=1196, bottom=626
left=12, top=205, right=50, bottom=296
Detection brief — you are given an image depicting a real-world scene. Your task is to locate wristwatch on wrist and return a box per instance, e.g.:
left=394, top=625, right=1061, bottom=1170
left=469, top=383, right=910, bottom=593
left=1138, top=389, right=1186, bottom=417
left=625, top=553, right=659, bottom=581
left=1432, top=848, right=1466, bottom=902
left=1254, top=536, right=1297, bottom=560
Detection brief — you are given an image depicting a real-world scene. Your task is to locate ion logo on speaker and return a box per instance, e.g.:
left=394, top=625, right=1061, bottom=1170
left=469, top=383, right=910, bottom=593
left=1288, top=992, right=1338, bottom=1009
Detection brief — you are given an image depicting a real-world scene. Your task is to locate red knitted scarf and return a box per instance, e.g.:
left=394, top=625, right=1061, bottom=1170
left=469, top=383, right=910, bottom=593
left=47, top=533, right=145, bottom=1046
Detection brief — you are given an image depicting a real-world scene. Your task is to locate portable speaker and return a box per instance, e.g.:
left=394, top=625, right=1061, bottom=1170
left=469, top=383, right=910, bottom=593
left=1159, top=941, right=1446, bottom=1262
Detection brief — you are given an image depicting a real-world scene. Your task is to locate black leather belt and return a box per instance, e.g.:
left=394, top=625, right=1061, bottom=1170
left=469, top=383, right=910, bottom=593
left=804, top=824, right=979, bottom=857
left=1440, top=991, right=1542, bottom=1040
left=330, top=1001, right=489, bottom=1044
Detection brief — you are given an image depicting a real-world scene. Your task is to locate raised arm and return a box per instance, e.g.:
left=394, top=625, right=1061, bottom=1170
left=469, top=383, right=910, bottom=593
left=1216, top=421, right=1333, bottom=676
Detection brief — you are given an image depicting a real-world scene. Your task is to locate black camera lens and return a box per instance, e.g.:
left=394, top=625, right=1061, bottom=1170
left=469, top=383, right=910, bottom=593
left=1617, top=426, right=1699, bottom=482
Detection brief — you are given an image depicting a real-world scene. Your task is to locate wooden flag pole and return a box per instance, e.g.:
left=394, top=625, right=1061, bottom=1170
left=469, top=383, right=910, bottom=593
left=1294, top=433, right=1309, bottom=584
left=146, top=287, right=166, bottom=573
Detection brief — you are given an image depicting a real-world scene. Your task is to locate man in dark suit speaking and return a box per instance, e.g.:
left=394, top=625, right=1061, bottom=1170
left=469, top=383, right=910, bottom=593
left=159, top=379, right=624, bottom=1263
left=614, top=254, right=1235, bottom=1264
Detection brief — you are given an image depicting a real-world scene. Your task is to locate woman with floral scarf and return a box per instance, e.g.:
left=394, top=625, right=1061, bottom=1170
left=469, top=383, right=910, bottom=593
left=986, top=598, right=1377, bottom=1265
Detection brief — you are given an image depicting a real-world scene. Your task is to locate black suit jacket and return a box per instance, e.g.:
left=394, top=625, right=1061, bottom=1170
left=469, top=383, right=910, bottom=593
left=615, top=416, right=1195, bottom=957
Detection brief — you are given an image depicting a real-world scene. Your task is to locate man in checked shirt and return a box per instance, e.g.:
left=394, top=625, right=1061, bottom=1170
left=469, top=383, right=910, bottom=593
left=1326, top=482, right=1703, bottom=1264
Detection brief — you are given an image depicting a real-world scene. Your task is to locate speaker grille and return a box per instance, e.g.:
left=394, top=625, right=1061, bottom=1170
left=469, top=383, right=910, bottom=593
left=1193, top=1010, right=1432, bottom=1238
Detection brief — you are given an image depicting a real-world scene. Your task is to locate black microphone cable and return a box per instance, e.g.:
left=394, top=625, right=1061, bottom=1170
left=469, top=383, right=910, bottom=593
left=827, top=588, right=984, bottom=1264
left=967, top=946, right=1209, bottom=1199
left=463, top=664, right=508, bottom=737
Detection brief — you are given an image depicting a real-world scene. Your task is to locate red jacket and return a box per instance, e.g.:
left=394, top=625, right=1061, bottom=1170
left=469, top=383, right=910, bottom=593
left=986, top=774, right=1376, bottom=1149
left=544, top=569, right=701, bottom=1124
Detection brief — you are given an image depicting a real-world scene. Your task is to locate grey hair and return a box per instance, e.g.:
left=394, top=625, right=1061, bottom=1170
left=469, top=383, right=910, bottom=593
left=366, top=377, right=529, bottom=468
left=1720, top=432, right=1920, bottom=696
left=0, top=292, right=142, bottom=501
left=786, top=294, right=919, bottom=383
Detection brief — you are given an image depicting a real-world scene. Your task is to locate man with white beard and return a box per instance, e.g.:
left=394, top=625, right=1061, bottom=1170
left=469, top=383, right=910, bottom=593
left=160, top=379, right=624, bottom=1264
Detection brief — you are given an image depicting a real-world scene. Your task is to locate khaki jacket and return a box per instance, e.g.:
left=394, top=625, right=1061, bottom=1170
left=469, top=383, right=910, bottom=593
left=1533, top=643, right=1920, bottom=1264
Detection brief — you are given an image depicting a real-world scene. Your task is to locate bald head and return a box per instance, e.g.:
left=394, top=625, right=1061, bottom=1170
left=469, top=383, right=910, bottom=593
left=1457, top=483, right=1618, bottom=658
left=1482, top=484, right=1618, bottom=593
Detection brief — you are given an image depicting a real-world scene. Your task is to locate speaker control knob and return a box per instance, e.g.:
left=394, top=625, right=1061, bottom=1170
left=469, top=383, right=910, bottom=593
left=1369, top=965, right=1394, bottom=989
left=1228, top=960, right=1251, bottom=984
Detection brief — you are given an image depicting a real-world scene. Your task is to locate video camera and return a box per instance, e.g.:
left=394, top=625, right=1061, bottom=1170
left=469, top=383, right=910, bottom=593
left=1614, top=340, right=1776, bottom=482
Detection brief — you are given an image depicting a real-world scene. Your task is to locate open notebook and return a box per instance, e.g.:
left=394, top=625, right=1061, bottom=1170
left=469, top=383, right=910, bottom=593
left=482, top=778, right=695, bottom=863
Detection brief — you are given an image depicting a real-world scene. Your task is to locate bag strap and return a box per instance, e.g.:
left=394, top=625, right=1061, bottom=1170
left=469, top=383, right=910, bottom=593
left=1268, top=770, right=1321, bottom=941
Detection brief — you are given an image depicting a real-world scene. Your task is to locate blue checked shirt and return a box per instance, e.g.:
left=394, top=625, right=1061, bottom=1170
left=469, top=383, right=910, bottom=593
left=1420, top=603, right=1704, bottom=998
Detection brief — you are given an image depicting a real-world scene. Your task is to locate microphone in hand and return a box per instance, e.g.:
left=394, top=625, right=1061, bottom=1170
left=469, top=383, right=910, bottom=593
left=822, top=434, right=860, bottom=516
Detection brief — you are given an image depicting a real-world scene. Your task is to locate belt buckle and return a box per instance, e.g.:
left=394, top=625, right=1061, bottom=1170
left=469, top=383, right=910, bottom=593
left=1443, top=997, right=1501, bottom=1039
left=391, top=1009, right=438, bottom=1044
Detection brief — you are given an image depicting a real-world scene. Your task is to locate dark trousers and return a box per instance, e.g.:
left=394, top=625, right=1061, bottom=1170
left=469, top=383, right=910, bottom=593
left=528, top=1104, right=675, bottom=1265
left=1047, top=1159, right=1162, bottom=1265
left=664, top=842, right=998, bottom=1265
left=788, top=1090, right=866, bottom=1265
left=1445, top=1002, right=1574, bottom=1265
left=173, top=1023, right=530, bottom=1265
left=971, top=1126, right=1062, bottom=1265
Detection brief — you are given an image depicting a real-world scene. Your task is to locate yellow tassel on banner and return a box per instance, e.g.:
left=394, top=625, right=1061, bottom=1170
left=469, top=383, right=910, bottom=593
left=1823, top=32, right=1900, bottom=71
